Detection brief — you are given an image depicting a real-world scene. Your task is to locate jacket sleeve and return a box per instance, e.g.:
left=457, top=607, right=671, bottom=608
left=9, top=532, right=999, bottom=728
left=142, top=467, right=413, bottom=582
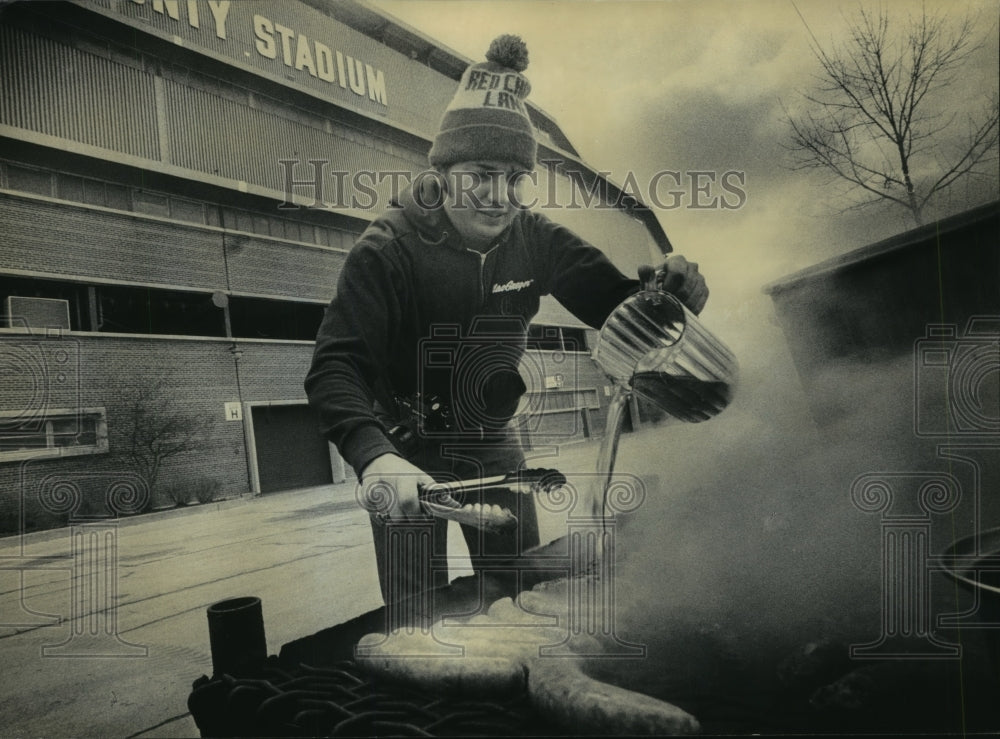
left=304, top=236, right=402, bottom=477
left=526, top=211, right=640, bottom=329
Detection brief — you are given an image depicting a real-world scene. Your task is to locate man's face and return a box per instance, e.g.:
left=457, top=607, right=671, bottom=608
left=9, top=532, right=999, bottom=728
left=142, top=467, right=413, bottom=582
left=441, top=161, right=526, bottom=245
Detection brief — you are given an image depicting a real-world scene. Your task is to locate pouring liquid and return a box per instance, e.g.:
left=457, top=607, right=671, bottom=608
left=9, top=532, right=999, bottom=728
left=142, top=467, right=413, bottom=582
left=631, top=372, right=733, bottom=422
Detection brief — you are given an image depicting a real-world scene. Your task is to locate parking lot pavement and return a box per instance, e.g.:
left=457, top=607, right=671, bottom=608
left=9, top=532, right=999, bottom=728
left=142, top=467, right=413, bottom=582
left=0, top=480, right=384, bottom=738
left=0, top=438, right=610, bottom=737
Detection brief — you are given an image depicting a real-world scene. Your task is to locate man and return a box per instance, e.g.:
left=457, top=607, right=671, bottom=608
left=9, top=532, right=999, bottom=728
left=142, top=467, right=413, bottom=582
left=305, top=35, right=707, bottom=605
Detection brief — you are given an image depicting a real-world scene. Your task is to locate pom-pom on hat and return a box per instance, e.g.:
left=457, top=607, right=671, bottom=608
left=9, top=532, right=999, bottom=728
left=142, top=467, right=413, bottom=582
left=429, top=34, right=537, bottom=171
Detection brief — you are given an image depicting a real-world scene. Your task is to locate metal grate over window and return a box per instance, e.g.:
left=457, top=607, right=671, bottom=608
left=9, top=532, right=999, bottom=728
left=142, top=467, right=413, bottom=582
left=0, top=408, right=109, bottom=463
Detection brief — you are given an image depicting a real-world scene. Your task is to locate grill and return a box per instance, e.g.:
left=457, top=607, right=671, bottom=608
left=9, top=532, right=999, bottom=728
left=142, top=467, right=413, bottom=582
left=188, top=284, right=742, bottom=736
left=188, top=568, right=574, bottom=737
left=184, top=281, right=1000, bottom=734
left=188, top=659, right=567, bottom=738
left=186, top=531, right=1000, bottom=736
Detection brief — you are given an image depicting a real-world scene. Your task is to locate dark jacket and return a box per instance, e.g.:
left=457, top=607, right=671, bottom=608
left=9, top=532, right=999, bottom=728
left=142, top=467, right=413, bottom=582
left=305, top=177, right=638, bottom=476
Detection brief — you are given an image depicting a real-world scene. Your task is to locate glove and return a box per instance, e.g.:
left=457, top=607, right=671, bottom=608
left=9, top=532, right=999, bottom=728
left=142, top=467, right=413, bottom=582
left=640, top=255, right=709, bottom=315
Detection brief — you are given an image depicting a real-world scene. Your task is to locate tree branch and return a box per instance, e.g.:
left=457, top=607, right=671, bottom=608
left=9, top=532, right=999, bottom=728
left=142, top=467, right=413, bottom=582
left=786, top=4, right=998, bottom=225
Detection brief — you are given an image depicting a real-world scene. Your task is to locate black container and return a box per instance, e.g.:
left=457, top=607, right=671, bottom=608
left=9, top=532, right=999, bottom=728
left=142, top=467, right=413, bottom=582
left=939, top=527, right=1000, bottom=675
left=206, top=596, right=267, bottom=677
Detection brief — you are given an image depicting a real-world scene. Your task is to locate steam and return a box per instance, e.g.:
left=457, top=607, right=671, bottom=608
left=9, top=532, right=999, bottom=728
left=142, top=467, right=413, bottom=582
left=578, top=309, right=929, bottom=666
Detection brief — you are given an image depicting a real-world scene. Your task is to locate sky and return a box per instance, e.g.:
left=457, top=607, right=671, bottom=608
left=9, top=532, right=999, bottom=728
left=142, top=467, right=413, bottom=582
left=370, top=0, right=999, bottom=317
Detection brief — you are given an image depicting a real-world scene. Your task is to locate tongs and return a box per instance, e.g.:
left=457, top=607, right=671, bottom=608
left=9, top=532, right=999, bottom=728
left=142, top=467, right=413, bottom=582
left=418, top=468, right=566, bottom=533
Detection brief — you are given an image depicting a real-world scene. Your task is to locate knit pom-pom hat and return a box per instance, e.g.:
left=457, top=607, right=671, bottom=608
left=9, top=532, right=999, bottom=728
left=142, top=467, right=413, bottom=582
left=428, top=34, right=537, bottom=171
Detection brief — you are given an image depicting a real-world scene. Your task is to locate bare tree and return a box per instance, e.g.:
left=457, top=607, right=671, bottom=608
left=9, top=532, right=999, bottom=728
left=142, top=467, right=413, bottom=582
left=120, top=377, right=213, bottom=504
left=787, top=6, right=999, bottom=225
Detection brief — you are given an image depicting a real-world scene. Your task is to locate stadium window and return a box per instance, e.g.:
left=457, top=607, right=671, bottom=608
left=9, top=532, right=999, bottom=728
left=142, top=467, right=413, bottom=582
left=105, top=183, right=131, bottom=211
left=526, top=325, right=590, bottom=352
left=300, top=224, right=319, bottom=245
left=96, top=286, right=149, bottom=333
left=133, top=190, right=170, bottom=218
left=234, top=210, right=253, bottom=233
left=267, top=217, right=286, bottom=240
left=82, top=178, right=107, bottom=207
left=281, top=220, right=300, bottom=243
left=218, top=208, right=238, bottom=231
left=229, top=296, right=325, bottom=341
left=253, top=214, right=270, bottom=236
left=327, top=229, right=348, bottom=250
left=0, top=275, right=89, bottom=331
left=526, top=325, right=564, bottom=351
left=4, top=163, right=54, bottom=196
left=170, top=196, right=205, bottom=225
left=96, top=285, right=226, bottom=337
left=0, top=408, right=109, bottom=464
left=57, top=175, right=84, bottom=203
left=561, top=327, right=589, bottom=352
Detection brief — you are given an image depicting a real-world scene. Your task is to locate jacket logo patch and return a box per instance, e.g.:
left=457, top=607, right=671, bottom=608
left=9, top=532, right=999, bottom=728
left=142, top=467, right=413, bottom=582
left=492, top=279, right=533, bottom=294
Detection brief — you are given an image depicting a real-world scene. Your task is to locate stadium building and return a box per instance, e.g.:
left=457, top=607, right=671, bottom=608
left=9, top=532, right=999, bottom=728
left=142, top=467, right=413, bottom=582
left=0, top=0, right=671, bottom=529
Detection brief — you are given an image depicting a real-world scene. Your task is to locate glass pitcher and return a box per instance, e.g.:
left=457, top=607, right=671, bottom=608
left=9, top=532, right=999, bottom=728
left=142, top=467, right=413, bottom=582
left=593, top=289, right=738, bottom=422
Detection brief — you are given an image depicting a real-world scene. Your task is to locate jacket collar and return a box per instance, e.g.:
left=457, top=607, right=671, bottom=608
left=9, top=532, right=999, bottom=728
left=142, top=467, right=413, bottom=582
left=395, top=173, right=461, bottom=250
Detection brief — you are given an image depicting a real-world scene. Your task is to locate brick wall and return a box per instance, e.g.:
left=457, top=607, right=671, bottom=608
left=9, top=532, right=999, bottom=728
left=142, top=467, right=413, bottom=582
left=0, top=192, right=346, bottom=301
left=0, top=195, right=226, bottom=289
left=0, top=333, right=326, bottom=533
left=224, top=233, right=345, bottom=302
left=235, top=341, right=313, bottom=401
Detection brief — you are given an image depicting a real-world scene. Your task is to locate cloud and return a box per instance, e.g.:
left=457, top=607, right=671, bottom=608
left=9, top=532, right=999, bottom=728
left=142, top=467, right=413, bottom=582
left=372, top=0, right=998, bottom=305
left=632, top=88, right=785, bottom=177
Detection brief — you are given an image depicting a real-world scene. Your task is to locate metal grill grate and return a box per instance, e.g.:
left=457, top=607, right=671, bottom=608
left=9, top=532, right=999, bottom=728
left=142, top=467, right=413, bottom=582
left=189, top=659, right=566, bottom=737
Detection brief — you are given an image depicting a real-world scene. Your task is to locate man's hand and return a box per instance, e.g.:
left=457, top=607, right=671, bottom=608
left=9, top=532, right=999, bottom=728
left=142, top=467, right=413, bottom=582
left=356, top=453, right=435, bottom=523
left=654, top=255, right=709, bottom=315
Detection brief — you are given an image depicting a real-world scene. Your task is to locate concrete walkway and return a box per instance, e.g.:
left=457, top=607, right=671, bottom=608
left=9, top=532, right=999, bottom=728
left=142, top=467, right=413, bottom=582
left=0, top=480, right=385, bottom=737
left=0, top=440, right=605, bottom=738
